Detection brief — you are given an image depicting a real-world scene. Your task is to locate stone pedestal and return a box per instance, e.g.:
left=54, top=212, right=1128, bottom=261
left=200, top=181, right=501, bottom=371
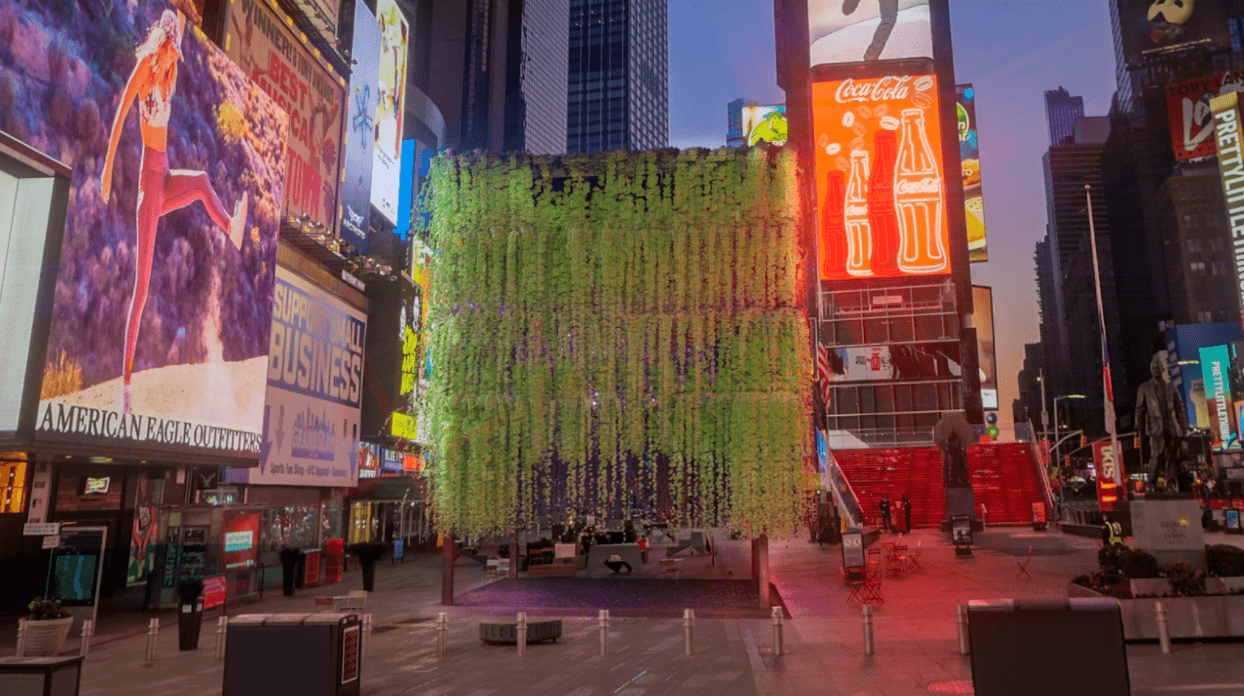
left=1130, top=498, right=1205, bottom=571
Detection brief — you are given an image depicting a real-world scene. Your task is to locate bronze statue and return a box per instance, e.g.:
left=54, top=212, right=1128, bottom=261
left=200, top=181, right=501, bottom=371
left=934, top=411, right=976, bottom=489
left=1133, top=357, right=1188, bottom=490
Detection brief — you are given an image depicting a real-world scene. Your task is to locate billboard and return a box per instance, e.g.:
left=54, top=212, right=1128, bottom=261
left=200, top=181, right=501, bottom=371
left=742, top=105, right=788, bottom=146
left=4, top=0, right=290, bottom=459
left=1165, top=70, right=1244, bottom=161
left=1200, top=344, right=1235, bottom=449
left=358, top=442, right=380, bottom=479
left=1117, top=0, right=1231, bottom=66
left=808, top=0, right=932, bottom=67
left=1093, top=441, right=1121, bottom=512
left=813, top=73, right=950, bottom=280
left=956, top=85, right=987, bottom=262
left=972, top=286, right=998, bottom=410
left=222, top=510, right=259, bottom=571
left=340, top=0, right=381, bottom=252
left=371, top=0, right=410, bottom=224
left=226, top=267, right=366, bottom=487
left=823, top=341, right=961, bottom=382
left=225, top=0, right=346, bottom=236
left=1210, top=91, right=1244, bottom=330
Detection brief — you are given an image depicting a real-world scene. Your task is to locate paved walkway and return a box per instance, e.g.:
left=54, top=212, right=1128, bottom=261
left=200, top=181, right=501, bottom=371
left=9, top=527, right=1244, bottom=695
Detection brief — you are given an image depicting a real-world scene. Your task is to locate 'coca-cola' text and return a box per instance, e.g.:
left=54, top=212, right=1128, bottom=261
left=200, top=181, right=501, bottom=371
left=835, top=76, right=914, bottom=104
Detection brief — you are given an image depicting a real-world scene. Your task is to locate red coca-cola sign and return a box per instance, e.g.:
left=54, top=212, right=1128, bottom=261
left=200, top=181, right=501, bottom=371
left=813, top=73, right=950, bottom=281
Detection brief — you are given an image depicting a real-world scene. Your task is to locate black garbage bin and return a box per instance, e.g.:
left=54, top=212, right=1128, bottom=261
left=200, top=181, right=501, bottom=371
left=224, top=613, right=362, bottom=696
left=967, top=598, right=1130, bottom=696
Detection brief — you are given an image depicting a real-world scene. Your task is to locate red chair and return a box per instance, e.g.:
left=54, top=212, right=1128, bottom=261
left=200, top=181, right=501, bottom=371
left=860, top=567, right=884, bottom=604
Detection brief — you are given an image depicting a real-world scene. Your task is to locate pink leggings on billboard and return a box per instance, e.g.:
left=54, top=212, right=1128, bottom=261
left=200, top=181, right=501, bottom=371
left=123, top=146, right=233, bottom=387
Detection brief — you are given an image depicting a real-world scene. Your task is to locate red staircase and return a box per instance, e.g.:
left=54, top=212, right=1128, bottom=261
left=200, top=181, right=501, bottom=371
left=831, top=443, right=1046, bottom=528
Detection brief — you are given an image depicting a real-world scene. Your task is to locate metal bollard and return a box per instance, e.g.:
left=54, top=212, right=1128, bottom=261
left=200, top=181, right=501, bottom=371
left=771, top=607, right=781, bottom=657
left=956, top=605, right=970, bottom=655
left=862, top=605, right=874, bottom=656
left=683, top=608, right=695, bottom=657
left=362, top=614, right=373, bottom=657
left=215, top=616, right=228, bottom=660
left=1156, top=602, right=1171, bottom=654
left=598, top=610, right=610, bottom=657
left=436, top=613, right=448, bottom=658
left=516, top=612, right=528, bottom=657
left=79, top=619, right=93, bottom=658
left=15, top=619, right=25, bottom=658
left=145, top=618, right=160, bottom=663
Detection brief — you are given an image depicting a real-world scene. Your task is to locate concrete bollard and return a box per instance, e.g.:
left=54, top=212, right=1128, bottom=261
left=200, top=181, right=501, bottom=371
left=215, top=616, right=228, bottom=660
left=15, top=619, right=25, bottom=658
left=956, top=605, right=970, bottom=655
left=79, top=619, right=93, bottom=659
left=598, top=610, right=610, bottom=657
left=683, top=609, right=695, bottom=657
left=516, top=612, right=528, bottom=657
left=771, top=606, right=783, bottom=656
left=436, top=613, right=448, bottom=658
left=862, top=605, right=874, bottom=656
left=1156, top=602, right=1171, bottom=654
left=145, top=618, right=160, bottom=663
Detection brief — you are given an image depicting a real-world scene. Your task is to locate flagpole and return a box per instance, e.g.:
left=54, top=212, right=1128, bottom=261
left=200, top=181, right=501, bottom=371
left=1086, top=184, right=1122, bottom=490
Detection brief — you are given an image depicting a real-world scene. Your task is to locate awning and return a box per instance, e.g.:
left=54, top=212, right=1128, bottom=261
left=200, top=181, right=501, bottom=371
left=346, top=474, right=426, bottom=503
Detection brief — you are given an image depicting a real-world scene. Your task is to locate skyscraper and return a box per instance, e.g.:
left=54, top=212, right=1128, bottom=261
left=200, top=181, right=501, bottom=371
left=567, top=0, right=669, bottom=154
left=1043, top=87, right=1084, bottom=147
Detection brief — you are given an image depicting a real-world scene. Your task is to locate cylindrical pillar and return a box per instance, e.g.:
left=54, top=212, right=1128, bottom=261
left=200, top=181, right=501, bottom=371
left=956, top=605, right=970, bottom=655
left=598, top=609, right=610, bottom=657
left=79, top=620, right=93, bottom=658
left=436, top=612, right=448, bottom=658
left=363, top=614, right=373, bottom=657
left=516, top=612, right=528, bottom=657
left=145, top=618, right=160, bottom=663
left=862, top=605, right=874, bottom=656
left=1156, top=601, right=1171, bottom=654
left=771, top=606, right=783, bottom=656
left=683, top=608, right=695, bottom=657
left=215, top=616, right=228, bottom=660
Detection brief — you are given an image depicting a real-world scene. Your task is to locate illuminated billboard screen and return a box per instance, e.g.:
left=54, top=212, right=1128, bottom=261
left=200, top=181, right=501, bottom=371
left=1165, top=70, right=1244, bottom=162
left=956, top=85, right=987, bottom=262
left=813, top=73, right=950, bottom=280
left=808, top=0, right=932, bottom=67
left=742, top=105, right=788, bottom=146
left=1117, top=0, right=1230, bottom=67
left=4, top=0, right=290, bottom=459
left=823, top=341, right=961, bottom=382
left=225, top=0, right=345, bottom=237
left=972, top=286, right=998, bottom=410
left=372, top=0, right=410, bottom=225
left=340, top=0, right=381, bottom=252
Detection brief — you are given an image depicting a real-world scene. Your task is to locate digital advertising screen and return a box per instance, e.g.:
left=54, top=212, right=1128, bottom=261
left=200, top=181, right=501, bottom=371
left=4, top=0, right=290, bottom=460
left=972, top=286, right=998, bottom=410
left=741, top=105, right=788, bottom=146
left=1200, top=344, right=1236, bottom=450
left=813, top=73, right=951, bottom=281
left=808, top=0, right=932, bottom=67
left=1117, top=0, right=1230, bottom=66
left=222, top=511, right=260, bottom=571
left=956, top=85, right=987, bottom=262
left=1165, top=70, right=1244, bottom=162
left=372, top=0, right=410, bottom=224
left=226, top=267, right=366, bottom=487
left=340, top=0, right=381, bottom=252
left=224, top=0, right=345, bottom=236
left=358, top=442, right=380, bottom=479
left=48, top=553, right=99, bottom=603
left=823, top=341, right=961, bottom=382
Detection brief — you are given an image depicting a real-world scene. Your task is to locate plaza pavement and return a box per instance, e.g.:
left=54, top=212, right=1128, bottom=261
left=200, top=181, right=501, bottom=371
left=9, top=526, right=1244, bottom=695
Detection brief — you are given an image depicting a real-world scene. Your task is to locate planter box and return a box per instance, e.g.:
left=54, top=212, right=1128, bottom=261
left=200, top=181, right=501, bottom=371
left=1129, top=579, right=1172, bottom=597
left=1068, top=581, right=1244, bottom=640
left=19, top=617, right=73, bottom=657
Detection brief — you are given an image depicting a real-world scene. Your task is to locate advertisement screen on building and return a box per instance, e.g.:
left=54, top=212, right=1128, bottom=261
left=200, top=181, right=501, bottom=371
left=225, top=0, right=345, bottom=236
left=1200, top=344, right=1236, bottom=449
left=5, top=0, right=289, bottom=459
left=808, top=0, right=932, bottom=67
left=1117, top=0, right=1230, bottom=66
left=226, top=267, right=366, bottom=487
left=358, top=442, right=380, bottom=479
left=1093, top=441, right=1120, bottom=512
left=380, top=447, right=402, bottom=472
left=340, top=0, right=381, bottom=252
left=813, top=73, right=951, bottom=281
left=371, top=0, right=410, bottom=224
left=1210, top=91, right=1244, bottom=329
left=222, top=511, right=260, bottom=571
left=824, top=341, right=961, bottom=383
left=956, top=85, right=987, bottom=262
left=1165, top=70, right=1244, bottom=162
left=972, top=286, right=998, bottom=410
left=742, top=105, right=788, bottom=146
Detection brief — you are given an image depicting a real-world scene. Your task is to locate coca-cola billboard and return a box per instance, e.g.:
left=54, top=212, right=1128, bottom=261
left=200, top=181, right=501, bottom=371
left=813, top=73, right=951, bottom=280
left=1117, top=0, right=1230, bottom=67
left=1165, top=70, right=1244, bottom=162
left=808, top=0, right=933, bottom=67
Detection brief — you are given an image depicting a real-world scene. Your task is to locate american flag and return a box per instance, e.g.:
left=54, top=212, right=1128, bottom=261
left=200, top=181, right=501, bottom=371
left=816, top=343, right=833, bottom=407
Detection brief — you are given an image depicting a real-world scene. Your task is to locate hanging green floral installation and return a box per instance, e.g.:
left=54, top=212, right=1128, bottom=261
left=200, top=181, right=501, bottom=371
left=424, top=146, right=812, bottom=540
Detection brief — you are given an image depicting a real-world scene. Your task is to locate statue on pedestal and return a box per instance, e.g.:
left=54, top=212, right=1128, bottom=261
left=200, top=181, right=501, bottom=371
left=934, top=411, right=976, bottom=489
left=1133, top=357, right=1188, bottom=490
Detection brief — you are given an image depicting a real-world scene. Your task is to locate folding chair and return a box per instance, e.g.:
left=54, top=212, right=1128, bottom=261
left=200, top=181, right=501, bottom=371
left=860, top=567, right=884, bottom=604
left=1016, top=546, right=1033, bottom=580
left=866, top=547, right=882, bottom=567
left=332, top=590, right=367, bottom=612
left=844, top=567, right=866, bottom=603
left=887, top=544, right=908, bottom=576
left=905, top=540, right=923, bottom=571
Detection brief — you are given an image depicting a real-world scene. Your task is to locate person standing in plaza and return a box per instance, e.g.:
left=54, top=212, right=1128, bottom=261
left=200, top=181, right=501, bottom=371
left=901, top=493, right=912, bottom=532
left=879, top=493, right=892, bottom=533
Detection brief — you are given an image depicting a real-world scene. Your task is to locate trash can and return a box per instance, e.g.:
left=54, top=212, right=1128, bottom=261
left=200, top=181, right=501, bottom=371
left=0, top=655, right=83, bottom=696
left=224, top=613, right=361, bottom=696
left=967, top=598, right=1129, bottom=696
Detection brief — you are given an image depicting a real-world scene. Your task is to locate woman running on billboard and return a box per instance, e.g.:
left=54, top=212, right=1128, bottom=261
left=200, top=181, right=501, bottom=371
left=100, top=9, right=248, bottom=414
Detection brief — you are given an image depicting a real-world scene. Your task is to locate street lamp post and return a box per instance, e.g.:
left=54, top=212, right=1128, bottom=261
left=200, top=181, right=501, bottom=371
left=1053, top=394, right=1086, bottom=465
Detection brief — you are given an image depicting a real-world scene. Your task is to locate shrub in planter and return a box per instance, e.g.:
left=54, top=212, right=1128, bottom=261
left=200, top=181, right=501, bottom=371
left=1166, top=560, right=1207, bottom=598
left=347, top=542, right=389, bottom=592
left=279, top=548, right=301, bottom=597
left=1119, top=548, right=1160, bottom=579
left=176, top=578, right=205, bottom=651
left=22, top=598, right=73, bottom=657
left=1207, top=544, right=1244, bottom=577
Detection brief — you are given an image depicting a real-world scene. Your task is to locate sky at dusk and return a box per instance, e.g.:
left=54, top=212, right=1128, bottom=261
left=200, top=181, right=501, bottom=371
left=668, top=0, right=1120, bottom=427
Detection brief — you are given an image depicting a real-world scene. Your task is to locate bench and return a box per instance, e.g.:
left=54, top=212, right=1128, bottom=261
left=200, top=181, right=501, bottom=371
left=479, top=619, right=562, bottom=644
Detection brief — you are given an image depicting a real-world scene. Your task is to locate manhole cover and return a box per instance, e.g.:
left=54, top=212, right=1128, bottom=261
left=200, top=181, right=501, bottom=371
left=927, top=681, right=973, bottom=694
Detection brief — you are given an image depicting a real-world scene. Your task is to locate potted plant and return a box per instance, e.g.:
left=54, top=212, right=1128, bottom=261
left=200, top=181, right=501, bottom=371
left=279, top=548, right=302, bottom=597
left=176, top=577, right=205, bottom=651
left=347, top=542, right=389, bottom=592
left=21, top=598, right=73, bottom=656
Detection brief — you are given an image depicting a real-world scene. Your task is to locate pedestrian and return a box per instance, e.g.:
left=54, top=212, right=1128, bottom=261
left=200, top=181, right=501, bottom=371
left=901, top=493, right=912, bottom=532
left=879, top=493, right=892, bottom=533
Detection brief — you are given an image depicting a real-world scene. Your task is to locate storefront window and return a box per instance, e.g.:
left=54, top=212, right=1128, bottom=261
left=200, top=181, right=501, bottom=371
left=321, top=496, right=343, bottom=542
left=261, top=506, right=319, bottom=557
left=350, top=502, right=377, bottom=543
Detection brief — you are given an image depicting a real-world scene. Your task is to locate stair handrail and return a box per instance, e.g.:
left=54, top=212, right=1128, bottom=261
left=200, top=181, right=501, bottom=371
left=1027, top=419, right=1056, bottom=514
left=819, top=432, right=864, bottom=528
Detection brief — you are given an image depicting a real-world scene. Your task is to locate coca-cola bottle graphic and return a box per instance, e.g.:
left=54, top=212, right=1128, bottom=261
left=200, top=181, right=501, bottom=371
left=894, top=108, right=947, bottom=274
left=868, top=129, right=900, bottom=272
left=821, top=170, right=848, bottom=277
left=844, top=150, right=873, bottom=277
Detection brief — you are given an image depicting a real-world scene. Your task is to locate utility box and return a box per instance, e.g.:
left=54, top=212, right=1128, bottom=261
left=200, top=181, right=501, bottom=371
left=0, top=656, right=83, bottom=696
left=967, top=598, right=1129, bottom=696
left=224, top=613, right=361, bottom=696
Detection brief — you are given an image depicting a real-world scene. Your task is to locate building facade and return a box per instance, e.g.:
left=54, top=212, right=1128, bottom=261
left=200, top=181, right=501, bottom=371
left=1044, top=87, right=1085, bottom=146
